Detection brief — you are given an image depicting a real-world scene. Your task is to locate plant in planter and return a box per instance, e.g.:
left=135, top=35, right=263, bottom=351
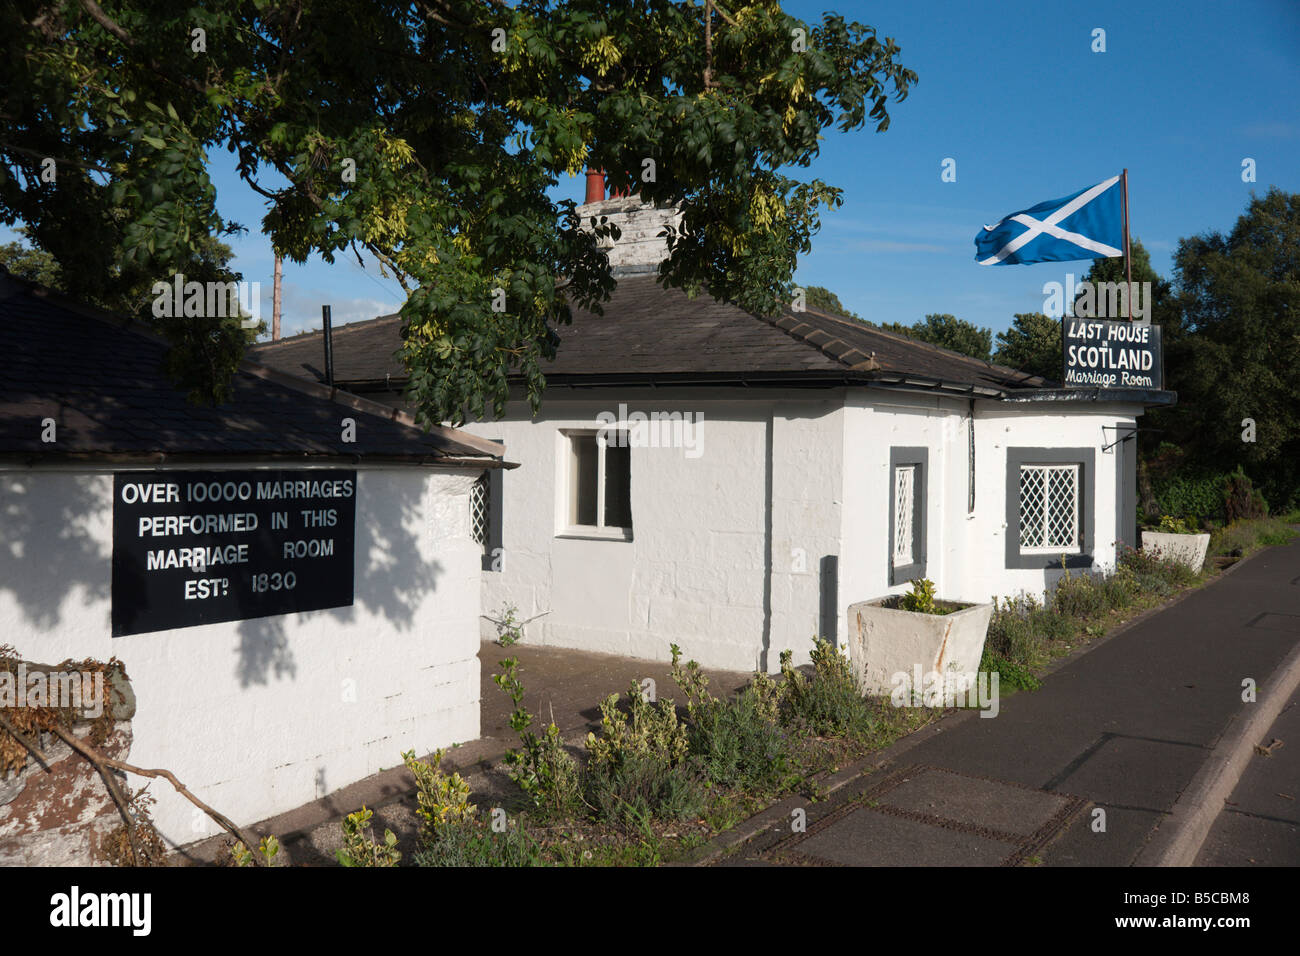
left=847, top=578, right=994, bottom=697
left=1140, top=513, right=1210, bottom=571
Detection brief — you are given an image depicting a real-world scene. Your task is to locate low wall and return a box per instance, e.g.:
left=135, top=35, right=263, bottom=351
left=0, top=663, right=135, bottom=866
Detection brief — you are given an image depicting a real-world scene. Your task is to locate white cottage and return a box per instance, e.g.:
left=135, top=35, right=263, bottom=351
left=251, top=193, right=1175, bottom=674
left=0, top=271, right=506, bottom=850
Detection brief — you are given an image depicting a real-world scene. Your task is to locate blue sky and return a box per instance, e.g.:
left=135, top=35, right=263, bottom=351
left=6, top=0, right=1298, bottom=339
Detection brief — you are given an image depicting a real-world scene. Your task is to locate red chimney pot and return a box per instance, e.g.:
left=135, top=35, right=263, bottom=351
left=584, top=169, right=606, bottom=203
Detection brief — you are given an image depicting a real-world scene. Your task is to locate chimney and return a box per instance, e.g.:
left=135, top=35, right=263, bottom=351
left=584, top=169, right=605, bottom=203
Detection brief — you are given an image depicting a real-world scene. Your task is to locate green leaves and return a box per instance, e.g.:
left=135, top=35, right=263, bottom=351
left=3, top=0, right=918, bottom=420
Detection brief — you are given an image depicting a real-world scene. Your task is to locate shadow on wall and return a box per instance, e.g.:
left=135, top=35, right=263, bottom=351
left=235, top=473, right=444, bottom=687
left=0, top=473, right=111, bottom=631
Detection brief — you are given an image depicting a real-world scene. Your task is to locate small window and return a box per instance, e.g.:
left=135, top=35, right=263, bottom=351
left=893, top=465, right=916, bottom=566
left=888, top=447, right=927, bottom=585
left=1018, top=464, right=1080, bottom=553
left=470, top=473, right=490, bottom=551
left=562, top=430, right=632, bottom=536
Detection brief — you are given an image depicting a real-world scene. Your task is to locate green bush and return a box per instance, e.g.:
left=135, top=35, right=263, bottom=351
left=585, top=753, right=708, bottom=827
left=978, top=649, right=1041, bottom=692
left=412, top=818, right=543, bottom=867
left=1223, top=467, right=1268, bottom=523
left=493, top=657, right=585, bottom=819
left=1150, top=471, right=1227, bottom=524
left=899, top=578, right=938, bottom=614
left=687, top=688, right=792, bottom=791
left=335, top=807, right=401, bottom=867
left=778, top=638, right=877, bottom=740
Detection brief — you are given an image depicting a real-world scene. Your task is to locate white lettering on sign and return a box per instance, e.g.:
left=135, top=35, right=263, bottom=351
left=282, top=539, right=335, bottom=559
left=184, top=578, right=230, bottom=600
left=147, top=544, right=249, bottom=572
left=137, top=513, right=259, bottom=537
left=120, top=482, right=180, bottom=504
left=256, top=479, right=355, bottom=500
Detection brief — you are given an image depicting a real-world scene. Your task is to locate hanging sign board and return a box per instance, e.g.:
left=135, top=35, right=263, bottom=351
left=1063, top=320, right=1163, bottom=389
left=111, top=470, right=356, bottom=637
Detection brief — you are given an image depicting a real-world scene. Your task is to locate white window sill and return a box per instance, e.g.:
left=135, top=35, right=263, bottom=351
left=556, top=526, right=633, bottom=542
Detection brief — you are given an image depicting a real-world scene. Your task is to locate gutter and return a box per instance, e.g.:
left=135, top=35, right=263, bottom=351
left=0, top=452, right=518, bottom=470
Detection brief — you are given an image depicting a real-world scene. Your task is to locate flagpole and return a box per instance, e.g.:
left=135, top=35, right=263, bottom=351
left=1121, top=168, right=1132, bottom=321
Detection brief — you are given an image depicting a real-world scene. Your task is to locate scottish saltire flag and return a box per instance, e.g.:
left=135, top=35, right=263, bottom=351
left=975, top=175, right=1124, bottom=265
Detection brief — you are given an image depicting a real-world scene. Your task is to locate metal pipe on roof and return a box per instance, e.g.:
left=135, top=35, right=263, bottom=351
left=322, top=304, right=335, bottom=388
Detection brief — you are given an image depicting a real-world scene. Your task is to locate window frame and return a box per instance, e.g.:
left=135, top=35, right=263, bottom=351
left=1005, top=447, right=1095, bottom=570
left=556, top=427, right=633, bottom=541
left=888, top=446, right=927, bottom=585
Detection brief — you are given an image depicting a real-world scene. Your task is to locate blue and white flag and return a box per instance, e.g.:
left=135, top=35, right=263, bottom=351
left=975, top=175, right=1124, bottom=266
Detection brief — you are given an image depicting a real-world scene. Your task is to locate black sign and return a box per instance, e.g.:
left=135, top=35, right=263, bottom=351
left=111, top=470, right=356, bottom=637
left=1063, top=319, right=1163, bottom=389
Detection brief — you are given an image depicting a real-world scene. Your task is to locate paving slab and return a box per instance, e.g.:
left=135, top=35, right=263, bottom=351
left=1195, top=690, right=1300, bottom=866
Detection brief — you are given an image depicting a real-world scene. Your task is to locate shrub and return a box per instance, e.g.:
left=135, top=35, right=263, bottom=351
left=412, top=817, right=543, bottom=867
left=779, top=638, right=877, bottom=740
left=1157, top=514, right=1194, bottom=535
left=899, top=578, right=938, bottom=614
left=493, top=657, right=584, bottom=818
left=687, top=688, right=791, bottom=791
left=1223, top=468, right=1268, bottom=523
left=1118, top=543, right=1199, bottom=591
left=1150, top=471, right=1227, bottom=524
left=402, top=749, right=475, bottom=842
left=585, top=752, right=708, bottom=827
left=979, top=649, right=1041, bottom=692
left=585, top=681, right=690, bottom=776
left=669, top=645, right=790, bottom=792
left=1050, top=568, right=1110, bottom=620
left=335, top=807, right=401, bottom=867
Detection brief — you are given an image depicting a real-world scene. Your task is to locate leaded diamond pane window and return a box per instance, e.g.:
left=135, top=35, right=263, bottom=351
left=1019, top=464, right=1079, bottom=552
left=470, top=473, right=489, bottom=550
left=893, top=465, right=916, bottom=565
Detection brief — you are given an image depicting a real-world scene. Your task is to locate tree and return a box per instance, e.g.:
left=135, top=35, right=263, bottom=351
left=1154, top=188, right=1300, bottom=507
left=0, top=232, right=60, bottom=287
left=802, top=285, right=863, bottom=320
left=881, top=313, right=991, bottom=361
left=1074, top=237, right=1175, bottom=327
left=994, top=312, right=1060, bottom=381
left=1, top=2, right=918, bottom=425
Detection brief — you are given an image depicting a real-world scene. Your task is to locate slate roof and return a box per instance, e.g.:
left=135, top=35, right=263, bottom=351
left=250, top=274, right=1055, bottom=397
left=0, top=272, right=507, bottom=465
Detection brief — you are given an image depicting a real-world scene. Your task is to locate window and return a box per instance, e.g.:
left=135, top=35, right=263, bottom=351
left=888, top=447, right=927, bottom=585
left=1018, top=464, right=1079, bottom=553
left=561, top=430, right=632, bottom=537
left=893, top=466, right=916, bottom=565
left=1005, top=447, right=1094, bottom=569
left=470, top=473, right=490, bottom=550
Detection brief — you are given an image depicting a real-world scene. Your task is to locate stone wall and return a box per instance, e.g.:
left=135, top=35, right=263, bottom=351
left=0, top=664, right=135, bottom=866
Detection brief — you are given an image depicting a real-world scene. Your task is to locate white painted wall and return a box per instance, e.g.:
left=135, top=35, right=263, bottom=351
left=465, top=387, right=1144, bottom=672
left=464, top=390, right=843, bottom=672
left=0, top=464, right=481, bottom=847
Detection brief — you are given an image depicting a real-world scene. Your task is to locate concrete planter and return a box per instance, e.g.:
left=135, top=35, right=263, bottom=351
left=847, top=598, right=994, bottom=696
left=1140, top=531, right=1210, bottom=571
